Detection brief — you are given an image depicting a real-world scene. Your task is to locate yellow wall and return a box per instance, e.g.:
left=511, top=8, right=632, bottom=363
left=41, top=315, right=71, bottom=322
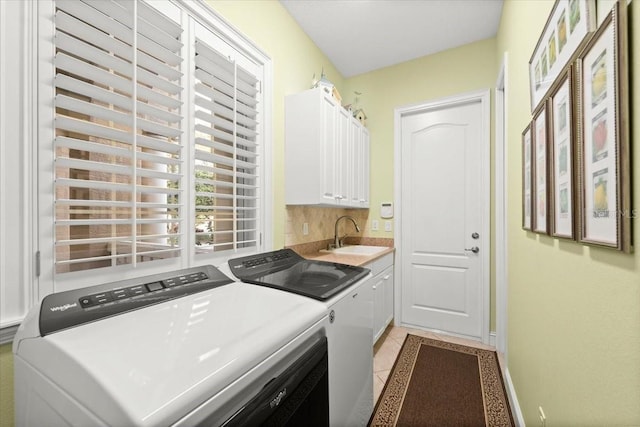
left=0, top=344, right=14, bottom=427
left=497, top=0, right=640, bottom=424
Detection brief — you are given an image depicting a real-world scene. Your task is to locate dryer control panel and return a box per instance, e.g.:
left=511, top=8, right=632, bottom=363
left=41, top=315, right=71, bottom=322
left=39, top=265, right=233, bottom=336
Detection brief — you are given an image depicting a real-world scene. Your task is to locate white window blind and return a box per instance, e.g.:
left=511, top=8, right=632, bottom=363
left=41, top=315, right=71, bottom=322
left=193, top=38, right=260, bottom=254
left=53, top=0, right=184, bottom=273
left=0, top=0, right=271, bottom=334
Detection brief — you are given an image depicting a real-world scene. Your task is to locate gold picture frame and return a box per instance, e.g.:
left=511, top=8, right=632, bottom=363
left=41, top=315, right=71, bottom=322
left=575, top=1, right=632, bottom=252
left=548, top=67, right=576, bottom=239
left=529, top=0, right=596, bottom=112
left=522, top=124, right=533, bottom=231
left=532, top=103, right=549, bottom=235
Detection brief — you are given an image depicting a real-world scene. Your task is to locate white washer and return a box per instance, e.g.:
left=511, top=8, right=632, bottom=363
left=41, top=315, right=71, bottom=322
left=227, top=250, right=375, bottom=426
left=13, top=265, right=328, bottom=427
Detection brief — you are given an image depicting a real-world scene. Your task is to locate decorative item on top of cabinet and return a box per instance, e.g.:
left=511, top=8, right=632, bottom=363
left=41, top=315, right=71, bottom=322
left=354, top=109, right=367, bottom=126
left=351, top=91, right=367, bottom=125
left=285, top=88, right=370, bottom=208
left=311, top=68, right=342, bottom=104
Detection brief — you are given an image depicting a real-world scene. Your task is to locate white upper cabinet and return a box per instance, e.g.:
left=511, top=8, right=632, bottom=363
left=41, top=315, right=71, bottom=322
left=350, top=119, right=370, bottom=207
left=285, top=88, right=369, bottom=208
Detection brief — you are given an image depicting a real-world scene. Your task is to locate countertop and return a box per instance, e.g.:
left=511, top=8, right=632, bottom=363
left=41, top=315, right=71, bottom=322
left=303, top=246, right=395, bottom=267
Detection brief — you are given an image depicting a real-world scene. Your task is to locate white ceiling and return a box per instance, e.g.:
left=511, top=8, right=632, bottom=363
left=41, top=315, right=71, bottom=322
left=280, top=0, right=504, bottom=78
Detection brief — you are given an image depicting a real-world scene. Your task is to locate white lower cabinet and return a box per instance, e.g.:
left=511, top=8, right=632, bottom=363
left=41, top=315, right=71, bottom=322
left=327, top=275, right=374, bottom=426
left=367, top=253, right=395, bottom=344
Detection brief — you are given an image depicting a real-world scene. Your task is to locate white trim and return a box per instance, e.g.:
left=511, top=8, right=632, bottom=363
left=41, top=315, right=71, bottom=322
left=489, top=331, right=496, bottom=347
left=36, top=0, right=55, bottom=299
left=177, top=0, right=270, bottom=68
left=504, top=367, right=526, bottom=427
left=495, top=52, right=509, bottom=357
left=0, top=0, right=36, bottom=330
left=259, top=50, right=274, bottom=251
left=496, top=52, right=521, bottom=427
left=0, top=324, right=19, bottom=346
left=393, top=103, right=403, bottom=329
left=393, top=89, right=491, bottom=344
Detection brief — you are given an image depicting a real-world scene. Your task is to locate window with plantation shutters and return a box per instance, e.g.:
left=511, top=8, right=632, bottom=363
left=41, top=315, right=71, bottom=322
left=52, top=0, right=184, bottom=274
left=193, top=39, right=260, bottom=254
left=0, top=0, right=270, bottom=331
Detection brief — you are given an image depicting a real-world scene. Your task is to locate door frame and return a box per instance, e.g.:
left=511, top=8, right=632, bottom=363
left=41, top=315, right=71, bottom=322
left=495, top=53, right=509, bottom=357
left=393, top=89, right=491, bottom=344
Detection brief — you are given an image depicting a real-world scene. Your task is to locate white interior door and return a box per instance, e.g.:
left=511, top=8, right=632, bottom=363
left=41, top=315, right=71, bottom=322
left=398, top=92, right=489, bottom=341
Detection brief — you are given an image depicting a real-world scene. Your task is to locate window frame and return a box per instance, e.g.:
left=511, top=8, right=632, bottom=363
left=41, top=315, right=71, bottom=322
left=0, top=0, right=38, bottom=337
left=34, top=0, right=273, bottom=297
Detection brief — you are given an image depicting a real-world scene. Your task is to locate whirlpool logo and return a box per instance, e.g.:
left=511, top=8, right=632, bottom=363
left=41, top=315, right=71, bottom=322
left=50, top=303, right=77, bottom=312
left=270, top=388, right=287, bottom=408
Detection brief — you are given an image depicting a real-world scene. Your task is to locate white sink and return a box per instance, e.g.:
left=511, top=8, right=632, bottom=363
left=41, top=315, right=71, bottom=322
left=320, top=245, right=388, bottom=256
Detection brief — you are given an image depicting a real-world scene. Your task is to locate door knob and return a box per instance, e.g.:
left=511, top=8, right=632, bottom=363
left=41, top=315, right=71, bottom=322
left=465, top=246, right=480, bottom=254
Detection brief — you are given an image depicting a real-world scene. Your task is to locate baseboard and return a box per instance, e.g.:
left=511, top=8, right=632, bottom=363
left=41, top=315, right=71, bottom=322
left=503, top=367, right=526, bottom=426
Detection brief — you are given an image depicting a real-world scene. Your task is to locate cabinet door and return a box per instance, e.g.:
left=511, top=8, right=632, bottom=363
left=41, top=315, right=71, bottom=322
left=328, top=279, right=374, bottom=425
left=336, top=107, right=351, bottom=204
left=372, top=264, right=394, bottom=344
left=358, top=127, right=370, bottom=207
left=382, top=265, right=394, bottom=326
left=349, top=122, right=370, bottom=208
left=321, top=94, right=338, bottom=204
left=372, top=274, right=386, bottom=343
left=348, top=118, right=361, bottom=206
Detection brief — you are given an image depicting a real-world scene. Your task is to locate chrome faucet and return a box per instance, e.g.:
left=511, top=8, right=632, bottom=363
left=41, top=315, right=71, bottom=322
left=333, top=215, right=361, bottom=248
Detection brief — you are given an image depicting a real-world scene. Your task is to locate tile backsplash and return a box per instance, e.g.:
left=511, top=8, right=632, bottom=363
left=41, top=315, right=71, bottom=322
left=285, top=206, right=371, bottom=247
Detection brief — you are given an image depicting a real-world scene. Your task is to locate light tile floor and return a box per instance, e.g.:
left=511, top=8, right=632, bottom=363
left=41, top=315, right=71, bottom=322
left=372, top=324, right=497, bottom=403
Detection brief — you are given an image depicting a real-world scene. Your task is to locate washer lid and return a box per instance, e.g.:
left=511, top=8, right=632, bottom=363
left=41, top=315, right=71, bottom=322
left=229, top=249, right=370, bottom=301
left=16, top=282, right=327, bottom=427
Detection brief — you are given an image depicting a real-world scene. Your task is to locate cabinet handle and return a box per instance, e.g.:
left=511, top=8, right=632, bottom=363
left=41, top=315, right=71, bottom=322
left=352, top=293, right=358, bottom=298
left=372, top=285, right=377, bottom=290
left=383, top=275, right=390, bottom=280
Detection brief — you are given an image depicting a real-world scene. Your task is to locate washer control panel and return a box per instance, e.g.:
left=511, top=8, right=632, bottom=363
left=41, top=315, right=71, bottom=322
left=39, top=266, right=232, bottom=336
left=229, top=248, right=302, bottom=279
left=78, top=271, right=209, bottom=309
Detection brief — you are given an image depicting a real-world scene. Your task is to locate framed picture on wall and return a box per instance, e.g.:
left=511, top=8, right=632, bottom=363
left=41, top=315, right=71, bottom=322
left=529, top=0, right=596, bottom=112
left=532, top=104, right=549, bottom=234
left=548, top=67, right=575, bottom=239
left=575, top=1, right=632, bottom=252
left=522, top=124, right=533, bottom=231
